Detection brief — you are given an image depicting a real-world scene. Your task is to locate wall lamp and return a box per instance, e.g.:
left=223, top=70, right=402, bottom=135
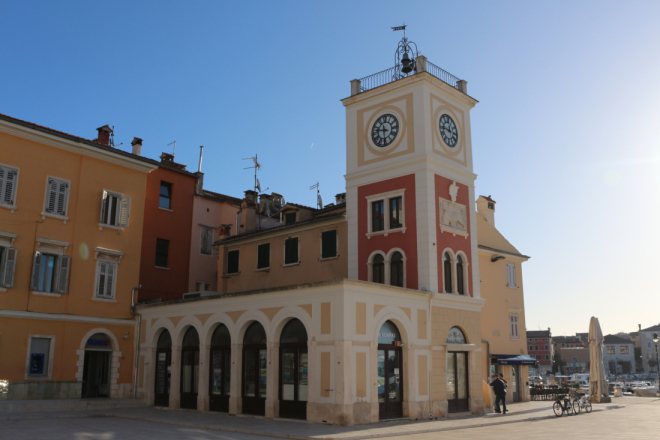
left=491, top=256, right=505, bottom=263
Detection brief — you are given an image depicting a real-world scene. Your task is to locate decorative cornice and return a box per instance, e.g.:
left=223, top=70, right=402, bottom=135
left=0, top=309, right=136, bottom=326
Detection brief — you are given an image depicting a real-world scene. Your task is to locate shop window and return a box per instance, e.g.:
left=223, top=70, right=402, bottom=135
left=227, top=250, right=240, bottom=274
left=321, top=230, right=337, bottom=259
left=155, top=239, right=169, bottom=268
left=284, top=237, right=299, bottom=265
left=159, top=181, right=172, bottom=209
left=257, top=243, right=270, bottom=269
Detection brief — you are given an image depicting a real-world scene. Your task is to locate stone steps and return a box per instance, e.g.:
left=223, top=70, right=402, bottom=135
left=0, top=398, right=147, bottom=413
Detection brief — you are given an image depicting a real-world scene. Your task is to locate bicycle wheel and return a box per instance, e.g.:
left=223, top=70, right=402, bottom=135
left=584, top=399, right=592, bottom=413
left=553, top=401, right=563, bottom=417
left=564, top=401, right=573, bottom=415
left=572, top=400, right=580, bottom=415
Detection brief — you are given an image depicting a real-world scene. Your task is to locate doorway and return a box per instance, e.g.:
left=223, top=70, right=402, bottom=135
left=511, top=366, right=519, bottom=402
left=242, top=322, right=267, bottom=416
left=180, top=327, right=200, bottom=410
left=82, top=333, right=112, bottom=398
left=447, top=352, right=469, bottom=412
left=279, top=319, right=308, bottom=420
left=209, top=324, right=231, bottom=412
left=377, top=321, right=403, bottom=420
left=154, top=330, right=172, bottom=407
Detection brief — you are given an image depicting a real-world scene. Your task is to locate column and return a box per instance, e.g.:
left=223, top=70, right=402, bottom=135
left=334, top=340, right=353, bottom=424
left=403, top=345, right=416, bottom=419
left=369, top=341, right=379, bottom=422
left=415, top=170, right=438, bottom=292
left=144, top=347, right=157, bottom=406
left=265, top=341, right=280, bottom=418
left=197, top=344, right=210, bottom=411
left=169, top=346, right=181, bottom=409
left=306, top=340, right=317, bottom=416
left=229, top=343, right=242, bottom=414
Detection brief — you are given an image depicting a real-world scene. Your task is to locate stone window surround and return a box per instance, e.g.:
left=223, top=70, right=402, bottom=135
left=92, top=247, right=124, bottom=302
left=440, top=248, right=469, bottom=295
left=24, top=334, right=56, bottom=381
left=365, top=189, right=406, bottom=238
left=367, top=248, right=407, bottom=288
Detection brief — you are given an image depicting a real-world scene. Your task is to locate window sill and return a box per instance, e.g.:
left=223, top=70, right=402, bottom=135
left=158, top=207, right=174, bottom=212
left=200, top=252, right=214, bottom=257
left=92, top=297, right=117, bottom=303
left=41, top=212, right=69, bottom=224
left=223, top=271, right=241, bottom=277
left=255, top=267, right=270, bottom=272
left=0, top=287, right=6, bottom=293
left=32, top=291, right=61, bottom=298
left=282, top=261, right=300, bottom=267
left=366, top=227, right=406, bottom=239
left=506, top=285, right=519, bottom=289
left=319, top=254, right=340, bottom=261
left=155, top=266, right=170, bottom=270
left=99, top=223, right=123, bottom=233
left=510, top=337, right=520, bottom=341
left=0, top=203, right=17, bottom=214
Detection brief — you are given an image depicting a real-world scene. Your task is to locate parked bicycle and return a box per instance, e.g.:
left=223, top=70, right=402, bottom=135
left=552, top=394, right=577, bottom=417
left=575, top=393, right=592, bottom=413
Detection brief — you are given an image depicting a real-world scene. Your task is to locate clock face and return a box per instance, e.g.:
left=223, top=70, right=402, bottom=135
left=439, top=114, right=458, bottom=148
left=371, top=114, right=400, bottom=147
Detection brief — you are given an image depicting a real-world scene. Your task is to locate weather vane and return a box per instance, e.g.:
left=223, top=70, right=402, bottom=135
left=392, top=24, right=420, bottom=78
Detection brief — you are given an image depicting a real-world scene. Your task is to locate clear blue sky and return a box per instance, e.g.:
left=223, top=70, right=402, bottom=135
left=2, top=1, right=659, bottom=337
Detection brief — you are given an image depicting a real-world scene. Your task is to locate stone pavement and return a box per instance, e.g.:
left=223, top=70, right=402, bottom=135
left=0, top=397, right=653, bottom=440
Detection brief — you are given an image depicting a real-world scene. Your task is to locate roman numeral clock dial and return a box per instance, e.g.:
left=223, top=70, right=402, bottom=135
left=371, top=114, right=399, bottom=147
left=439, top=114, right=458, bottom=148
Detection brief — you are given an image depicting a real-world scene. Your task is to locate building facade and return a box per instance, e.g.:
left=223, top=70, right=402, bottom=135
left=631, top=324, right=660, bottom=373
left=0, top=115, right=156, bottom=400
left=527, top=329, right=552, bottom=375
left=603, top=334, right=635, bottom=375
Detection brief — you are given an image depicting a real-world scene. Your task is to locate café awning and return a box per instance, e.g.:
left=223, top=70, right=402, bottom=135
left=492, top=354, right=537, bottom=366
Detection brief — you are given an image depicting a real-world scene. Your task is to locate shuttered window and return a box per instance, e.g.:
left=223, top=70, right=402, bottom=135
left=155, top=239, right=169, bottom=268
left=0, top=246, right=18, bottom=288
left=510, top=314, right=519, bottom=339
left=506, top=262, right=516, bottom=287
left=200, top=226, right=213, bottom=255
left=0, top=165, right=19, bottom=207
left=284, top=212, right=296, bottom=225
left=44, top=177, right=69, bottom=216
left=321, top=230, right=337, bottom=259
left=227, top=250, right=240, bottom=274
left=96, top=261, right=117, bottom=299
left=100, top=190, right=130, bottom=227
left=257, top=243, right=270, bottom=269
left=30, top=252, right=70, bottom=293
left=284, top=237, right=298, bottom=265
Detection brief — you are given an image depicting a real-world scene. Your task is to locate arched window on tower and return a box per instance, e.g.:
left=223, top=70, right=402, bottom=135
left=390, top=252, right=404, bottom=288
left=373, top=254, right=385, bottom=284
left=456, top=255, right=464, bottom=295
left=444, top=252, right=452, bottom=293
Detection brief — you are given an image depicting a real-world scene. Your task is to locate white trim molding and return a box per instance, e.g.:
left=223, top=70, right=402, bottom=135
left=365, top=188, right=406, bottom=238
left=0, top=309, right=136, bottom=326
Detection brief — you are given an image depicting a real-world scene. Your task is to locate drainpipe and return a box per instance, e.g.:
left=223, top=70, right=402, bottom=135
left=427, top=289, right=434, bottom=419
left=131, top=285, right=142, bottom=399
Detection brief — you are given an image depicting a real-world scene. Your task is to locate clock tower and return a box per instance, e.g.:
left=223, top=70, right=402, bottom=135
left=342, top=44, right=480, bottom=297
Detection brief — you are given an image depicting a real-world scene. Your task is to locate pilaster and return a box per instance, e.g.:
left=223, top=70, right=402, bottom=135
left=169, top=346, right=181, bottom=409
left=265, top=342, right=280, bottom=419
left=229, top=343, right=242, bottom=414
left=415, top=169, right=438, bottom=292
left=197, top=345, right=210, bottom=411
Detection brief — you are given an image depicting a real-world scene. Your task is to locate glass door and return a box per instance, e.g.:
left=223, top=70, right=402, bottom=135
left=279, top=319, right=308, bottom=420
left=209, top=324, right=231, bottom=412
left=447, top=351, right=469, bottom=412
left=377, top=347, right=403, bottom=419
left=154, top=331, right=172, bottom=407
left=242, top=321, right=268, bottom=416
left=511, top=366, right=519, bottom=402
left=180, top=328, right=200, bottom=410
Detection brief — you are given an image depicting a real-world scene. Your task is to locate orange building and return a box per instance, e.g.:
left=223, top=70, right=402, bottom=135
left=0, top=115, right=156, bottom=400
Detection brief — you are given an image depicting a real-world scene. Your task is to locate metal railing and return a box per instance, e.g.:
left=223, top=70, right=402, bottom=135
left=358, top=60, right=462, bottom=93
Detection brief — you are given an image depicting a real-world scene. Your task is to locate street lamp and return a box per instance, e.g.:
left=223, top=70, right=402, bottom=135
left=653, top=333, right=659, bottom=396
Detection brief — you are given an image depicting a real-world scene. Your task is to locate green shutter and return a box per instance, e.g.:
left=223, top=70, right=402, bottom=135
left=321, top=230, right=337, bottom=259
left=227, top=250, right=240, bottom=274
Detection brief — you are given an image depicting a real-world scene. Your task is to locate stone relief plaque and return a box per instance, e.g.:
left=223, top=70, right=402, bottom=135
left=439, top=181, right=468, bottom=238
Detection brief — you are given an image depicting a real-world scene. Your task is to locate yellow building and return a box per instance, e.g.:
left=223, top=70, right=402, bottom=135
left=0, top=115, right=156, bottom=400
left=476, top=196, right=533, bottom=405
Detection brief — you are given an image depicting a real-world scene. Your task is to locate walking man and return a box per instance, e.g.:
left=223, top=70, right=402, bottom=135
left=490, top=373, right=508, bottom=414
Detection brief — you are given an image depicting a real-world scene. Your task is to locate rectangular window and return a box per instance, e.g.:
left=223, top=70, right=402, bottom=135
left=44, top=177, right=69, bottom=216
left=0, top=246, right=18, bottom=288
left=200, top=226, right=213, bottom=255
left=284, top=212, right=296, bottom=225
left=28, top=337, right=51, bottom=377
left=96, top=261, right=117, bottom=299
left=620, top=346, right=629, bottom=354
left=545, top=355, right=549, bottom=360
left=509, top=314, right=519, bottom=339
left=545, top=345, right=549, bottom=350
left=0, top=164, right=19, bottom=207
left=647, top=342, right=652, bottom=349
left=371, top=200, right=384, bottom=232
left=506, top=262, right=516, bottom=287
left=155, top=239, right=169, bottom=268
left=100, top=190, right=130, bottom=227
left=606, top=346, right=614, bottom=354
left=30, top=252, right=70, bottom=294
left=536, top=355, right=540, bottom=360
left=195, top=281, right=211, bottom=291
left=535, top=346, right=539, bottom=351
left=257, top=243, right=270, bottom=269
left=284, top=237, right=299, bottom=265
left=529, top=345, right=533, bottom=351
left=321, top=230, right=337, bottom=259
left=389, top=197, right=402, bottom=229
left=227, top=250, right=239, bottom=274
left=159, top=181, right=172, bottom=209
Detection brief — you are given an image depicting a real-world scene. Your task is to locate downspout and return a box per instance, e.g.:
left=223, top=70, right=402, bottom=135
left=428, top=289, right=434, bottom=419
left=131, top=285, right=142, bottom=399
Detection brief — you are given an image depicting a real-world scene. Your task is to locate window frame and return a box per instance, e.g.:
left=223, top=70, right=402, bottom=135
left=365, top=189, right=406, bottom=237
left=257, top=242, right=271, bottom=270
left=42, top=176, right=71, bottom=222
left=226, top=249, right=240, bottom=274
left=199, top=225, right=214, bottom=256
left=366, top=249, right=406, bottom=287
left=320, top=229, right=338, bottom=260
left=0, top=244, right=17, bottom=290
left=283, top=236, right=300, bottom=266
left=94, top=260, right=118, bottom=301
left=159, top=181, right=173, bottom=210
left=99, top=189, right=131, bottom=230
left=284, top=212, right=297, bottom=225
left=24, top=334, right=56, bottom=380
left=506, top=262, right=517, bottom=288
left=0, top=163, right=20, bottom=212
left=155, top=238, right=170, bottom=268
left=509, top=313, right=520, bottom=340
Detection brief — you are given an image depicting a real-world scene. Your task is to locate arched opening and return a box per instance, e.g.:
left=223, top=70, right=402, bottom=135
left=378, top=320, right=403, bottom=420
left=242, top=321, right=267, bottom=416
left=154, top=330, right=172, bottom=407
left=82, top=333, right=112, bottom=398
left=209, top=324, right=231, bottom=412
left=180, top=327, right=200, bottom=409
left=456, top=255, right=464, bottom=295
left=444, top=252, right=452, bottom=293
left=372, top=254, right=385, bottom=284
left=279, top=319, right=308, bottom=420
left=390, top=251, right=404, bottom=288
left=446, top=326, right=469, bottom=413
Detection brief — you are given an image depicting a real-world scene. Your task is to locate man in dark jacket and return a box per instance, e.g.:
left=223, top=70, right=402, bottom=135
left=490, top=373, right=508, bottom=414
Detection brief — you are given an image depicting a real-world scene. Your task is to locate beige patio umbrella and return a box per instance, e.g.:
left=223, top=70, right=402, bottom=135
left=588, top=317, right=610, bottom=402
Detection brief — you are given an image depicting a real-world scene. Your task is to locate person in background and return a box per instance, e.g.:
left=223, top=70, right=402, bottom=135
left=490, top=373, right=508, bottom=414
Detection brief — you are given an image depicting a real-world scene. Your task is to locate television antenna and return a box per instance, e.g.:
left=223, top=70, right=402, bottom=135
left=168, top=141, right=176, bottom=156
left=310, top=182, right=322, bottom=209
left=243, top=154, right=261, bottom=194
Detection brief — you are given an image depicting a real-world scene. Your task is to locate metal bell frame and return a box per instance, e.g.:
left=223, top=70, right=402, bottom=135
left=393, top=35, right=420, bottom=81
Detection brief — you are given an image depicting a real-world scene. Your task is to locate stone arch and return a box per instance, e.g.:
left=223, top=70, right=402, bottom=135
left=173, top=316, right=204, bottom=347
left=446, top=325, right=469, bottom=344
left=367, top=250, right=387, bottom=283
left=234, top=309, right=271, bottom=345
left=454, top=250, right=469, bottom=296
left=202, top=313, right=235, bottom=347
left=373, top=306, right=412, bottom=344
left=75, top=328, right=122, bottom=398
left=270, top=307, right=313, bottom=343
left=150, top=318, right=176, bottom=348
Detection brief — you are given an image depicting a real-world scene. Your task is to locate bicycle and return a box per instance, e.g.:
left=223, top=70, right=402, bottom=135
left=575, top=393, right=592, bottom=413
left=552, top=394, right=577, bottom=417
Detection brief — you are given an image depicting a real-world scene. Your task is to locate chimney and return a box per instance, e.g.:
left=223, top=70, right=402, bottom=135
left=335, top=192, right=346, bottom=204
left=219, top=224, right=232, bottom=237
left=131, top=137, right=142, bottom=156
left=95, top=125, right=113, bottom=146
left=639, top=324, right=642, bottom=331
left=198, top=146, right=204, bottom=172
left=194, top=172, right=204, bottom=195
left=240, top=190, right=258, bottom=233
left=476, top=195, right=496, bottom=226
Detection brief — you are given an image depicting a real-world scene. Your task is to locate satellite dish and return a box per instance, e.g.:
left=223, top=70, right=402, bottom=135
left=282, top=197, right=286, bottom=206
left=256, top=179, right=261, bottom=192
left=318, top=194, right=323, bottom=208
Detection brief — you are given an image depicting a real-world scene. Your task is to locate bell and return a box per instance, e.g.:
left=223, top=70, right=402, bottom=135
left=401, top=52, right=413, bottom=74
